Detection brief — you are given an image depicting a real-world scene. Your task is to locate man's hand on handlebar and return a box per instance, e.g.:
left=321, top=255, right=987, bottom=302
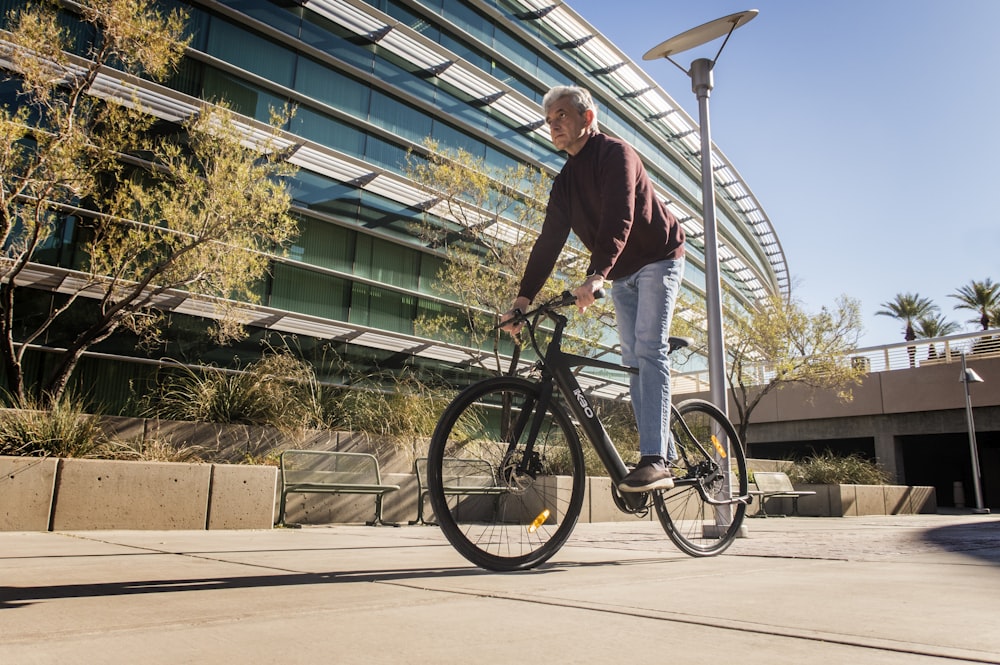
left=501, top=280, right=604, bottom=336
left=500, top=296, right=531, bottom=335
left=572, top=274, right=605, bottom=313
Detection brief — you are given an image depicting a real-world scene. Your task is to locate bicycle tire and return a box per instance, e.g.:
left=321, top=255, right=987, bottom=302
left=653, top=398, right=748, bottom=556
left=427, top=376, right=586, bottom=571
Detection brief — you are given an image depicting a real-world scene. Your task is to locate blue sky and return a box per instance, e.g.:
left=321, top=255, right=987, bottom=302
left=566, top=0, right=1000, bottom=347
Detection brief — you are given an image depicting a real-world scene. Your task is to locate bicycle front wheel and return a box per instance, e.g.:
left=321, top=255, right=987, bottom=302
left=654, top=398, right=748, bottom=556
left=427, top=376, right=585, bottom=571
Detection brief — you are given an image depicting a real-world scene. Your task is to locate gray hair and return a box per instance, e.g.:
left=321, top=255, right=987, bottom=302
left=542, top=85, right=599, bottom=132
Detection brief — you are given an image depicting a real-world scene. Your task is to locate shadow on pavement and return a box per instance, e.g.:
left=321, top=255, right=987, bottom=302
left=921, top=518, right=1000, bottom=566
left=0, top=563, right=511, bottom=610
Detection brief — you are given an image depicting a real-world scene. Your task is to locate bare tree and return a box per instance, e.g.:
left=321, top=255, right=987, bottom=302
left=724, top=294, right=866, bottom=448
left=0, top=0, right=298, bottom=405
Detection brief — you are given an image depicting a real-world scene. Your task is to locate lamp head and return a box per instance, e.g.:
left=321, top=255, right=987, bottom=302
left=643, top=10, right=758, bottom=62
left=962, top=368, right=985, bottom=384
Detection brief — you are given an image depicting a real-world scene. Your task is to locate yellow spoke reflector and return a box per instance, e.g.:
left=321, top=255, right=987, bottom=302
left=711, top=435, right=727, bottom=458
left=527, top=508, right=550, bottom=533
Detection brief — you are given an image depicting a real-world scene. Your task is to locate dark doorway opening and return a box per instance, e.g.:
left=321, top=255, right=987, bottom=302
left=901, top=432, right=999, bottom=510
left=749, top=437, right=876, bottom=462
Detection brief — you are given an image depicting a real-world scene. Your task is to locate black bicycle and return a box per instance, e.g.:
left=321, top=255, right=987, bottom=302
left=427, top=291, right=750, bottom=571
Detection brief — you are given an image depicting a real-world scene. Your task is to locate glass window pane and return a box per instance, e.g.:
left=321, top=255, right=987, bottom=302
left=290, top=171, right=363, bottom=217
left=349, top=283, right=415, bottom=333
left=270, top=263, right=350, bottom=320
left=205, top=18, right=295, bottom=87
left=370, top=90, right=433, bottom=143
left=419, top=253, right=446, bottom=296
left=218, top=0, right=302, bottom=37
left=201, top=67, right=285, bottom=122
left=295, top=58, right=370, bottom=116
left=493, top=29, right=535, bottom=79
left=441, top=0, right=491, bottom=44
left=292, top=107, right=366, bottom=156
left=372, top=58, right=439, bottom=107
left=430, top=120, right=482, bottom=157
left=300, top=15, right=375, bottom=74
left=358, top=190, right=425, bottom=242
left=364, top=135, right=409, bottom=172
left=286, top=218, right=355, bottom=273
left=354, top=235, right=420, bottom=288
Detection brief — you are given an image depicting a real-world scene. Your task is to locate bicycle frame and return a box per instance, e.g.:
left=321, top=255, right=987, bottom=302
left=513, top=304, right=646, bottom=510
left=426, top=293, right=751, bottom=569
left=515, top=299, right=743, bottom=512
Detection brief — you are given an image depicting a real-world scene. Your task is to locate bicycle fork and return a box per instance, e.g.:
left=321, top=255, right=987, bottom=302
left=496, top=381, right=549, bottom=483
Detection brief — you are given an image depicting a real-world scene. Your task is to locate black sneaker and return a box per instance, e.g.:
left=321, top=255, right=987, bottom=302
left=618, top=456, right=674, bottom=492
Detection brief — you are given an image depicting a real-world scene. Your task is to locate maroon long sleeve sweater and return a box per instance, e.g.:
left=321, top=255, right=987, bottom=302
left=517, top=132, right=685, bottom=302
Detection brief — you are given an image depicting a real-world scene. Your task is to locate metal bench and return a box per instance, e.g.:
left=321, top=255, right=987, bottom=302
left=277, top=450, right=399, bottom=526
left=749, top=471, right=816, bottom=517
left=409, top=457, right=507, bottom=525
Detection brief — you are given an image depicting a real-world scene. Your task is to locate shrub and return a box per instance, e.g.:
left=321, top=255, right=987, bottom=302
left=0, top=393, right=109, bottom=458
left=145, top=352, right=329, bottom=432
left=520, top=399, right=638, bottom=477
left=329, top=370, right=452, bottom=442
left=97, top=436, right=208, bottom=463
left=556, top=400, right=640, bottom=477
left=787, top=451, right=890, bottom=485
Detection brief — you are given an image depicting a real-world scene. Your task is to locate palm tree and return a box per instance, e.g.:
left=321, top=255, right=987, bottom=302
left=876, top=293, right=938, bottom=367
left=950, top=278, right=1000, bottom=330
left=876, top=293, right=938, bottom=342
left=915, top=314, right=961, bottom=338
left=915, top=315, right=961, bottom=360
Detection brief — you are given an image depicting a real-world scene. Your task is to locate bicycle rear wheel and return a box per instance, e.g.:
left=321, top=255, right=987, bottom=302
left=427, top=376, right=585, bottom=571
left=654, top=398, right=748, bottom=556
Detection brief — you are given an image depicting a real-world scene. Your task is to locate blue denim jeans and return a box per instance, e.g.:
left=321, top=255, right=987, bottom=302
left=610, top=257, right=685, bottom=461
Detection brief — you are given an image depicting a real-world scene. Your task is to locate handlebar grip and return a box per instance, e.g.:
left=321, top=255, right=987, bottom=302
left=559, top=288, right=605, bottom=307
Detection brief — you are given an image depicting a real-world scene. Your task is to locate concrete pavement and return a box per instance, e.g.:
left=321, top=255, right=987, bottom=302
left=2, top=513, right=1000, bottom=664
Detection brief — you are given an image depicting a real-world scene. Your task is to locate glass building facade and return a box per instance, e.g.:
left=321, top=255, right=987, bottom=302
left=4, top=0, right=787, bottom=407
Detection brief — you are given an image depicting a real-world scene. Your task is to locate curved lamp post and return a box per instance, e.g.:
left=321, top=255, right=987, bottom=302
left=643, top=10, right=758, bottom=416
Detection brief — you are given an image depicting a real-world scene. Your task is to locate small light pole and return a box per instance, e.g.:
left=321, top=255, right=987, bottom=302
left=960, top=353, right=990, bottom=514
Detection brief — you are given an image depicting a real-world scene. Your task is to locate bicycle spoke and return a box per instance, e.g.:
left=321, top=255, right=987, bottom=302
left=427, top=377, right=585, bottom=571
left=654, top=398, right=748, bottom=556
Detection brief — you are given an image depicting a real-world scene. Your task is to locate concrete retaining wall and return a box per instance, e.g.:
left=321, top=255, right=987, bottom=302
left=0, top=456, right=57, bottom=530
left=2, top=453, right=937, bottom=530
left=2, top=456, right=277, bottom=531
left=763, top=483, right=938, bottom=517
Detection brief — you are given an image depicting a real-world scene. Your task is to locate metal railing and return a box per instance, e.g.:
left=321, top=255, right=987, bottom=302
left=671, top=329, right=1000, bottom=396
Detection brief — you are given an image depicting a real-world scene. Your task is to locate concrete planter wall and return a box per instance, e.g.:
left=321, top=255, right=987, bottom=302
left=761, top=483, right=937, bottom=517
left=1, top=455, right=277, bottom=531
left=3, top=448, right=938, bottom=530
left=1, top=456, right=58, bottom=530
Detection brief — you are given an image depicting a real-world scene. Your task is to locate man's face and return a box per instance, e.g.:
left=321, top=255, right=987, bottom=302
left=545, top=97, right=593, bottom=156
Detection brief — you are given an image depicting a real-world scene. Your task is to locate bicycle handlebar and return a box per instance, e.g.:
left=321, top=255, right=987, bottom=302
left=497, top=289, right=606, bottom=370
left=501, top=288, right=606, bottom=330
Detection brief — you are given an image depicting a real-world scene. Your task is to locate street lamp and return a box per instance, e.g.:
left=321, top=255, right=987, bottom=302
left=644, top=12, right=757, bottom=533
left=960, top=353, right=990, bottom=514
left=643, top=10, right=758, bottom=416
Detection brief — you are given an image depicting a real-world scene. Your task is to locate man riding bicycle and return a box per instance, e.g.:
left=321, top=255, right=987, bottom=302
left=501, top=85, right=686, bottom=494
